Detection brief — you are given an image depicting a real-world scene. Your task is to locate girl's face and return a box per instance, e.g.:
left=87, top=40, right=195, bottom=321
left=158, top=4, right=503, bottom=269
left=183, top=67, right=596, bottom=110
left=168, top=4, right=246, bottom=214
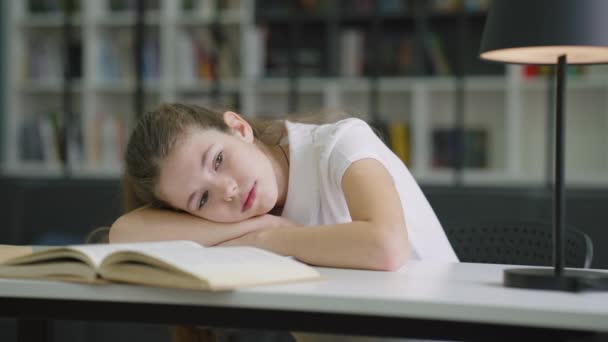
left=155, top=112, right=283, bottom=223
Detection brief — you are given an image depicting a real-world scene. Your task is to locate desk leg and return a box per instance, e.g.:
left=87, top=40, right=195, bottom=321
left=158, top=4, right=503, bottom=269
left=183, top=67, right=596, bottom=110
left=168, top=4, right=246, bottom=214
left=17, top=319, right=51, bottom=342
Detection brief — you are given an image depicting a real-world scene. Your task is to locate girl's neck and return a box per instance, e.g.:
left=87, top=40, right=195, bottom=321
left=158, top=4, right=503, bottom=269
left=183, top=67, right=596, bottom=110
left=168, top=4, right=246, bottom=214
left=258, top=141, right=290, bottom=210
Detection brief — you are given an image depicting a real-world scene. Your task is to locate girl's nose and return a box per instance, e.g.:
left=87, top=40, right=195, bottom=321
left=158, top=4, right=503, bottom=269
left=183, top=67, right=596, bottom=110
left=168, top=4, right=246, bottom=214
left=222, top=178, right=238, bottom=203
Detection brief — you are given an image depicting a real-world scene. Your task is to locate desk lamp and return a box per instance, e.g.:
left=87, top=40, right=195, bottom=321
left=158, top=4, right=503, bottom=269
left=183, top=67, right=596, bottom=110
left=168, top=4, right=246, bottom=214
left=479, top=0, right=608, bottom=291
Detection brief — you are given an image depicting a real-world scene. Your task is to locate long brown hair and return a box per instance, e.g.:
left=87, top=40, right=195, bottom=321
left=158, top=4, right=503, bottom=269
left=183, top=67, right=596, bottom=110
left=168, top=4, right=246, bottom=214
left=123, top=103, right=288, bottom=212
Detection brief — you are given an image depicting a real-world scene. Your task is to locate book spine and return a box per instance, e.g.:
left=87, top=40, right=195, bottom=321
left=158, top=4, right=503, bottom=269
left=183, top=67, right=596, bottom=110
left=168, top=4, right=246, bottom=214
left=389, top=122, right=410, bottom=165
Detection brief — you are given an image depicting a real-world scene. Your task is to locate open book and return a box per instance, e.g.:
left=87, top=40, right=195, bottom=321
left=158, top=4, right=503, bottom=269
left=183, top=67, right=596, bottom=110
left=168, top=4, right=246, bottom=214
left=0, top=241, right=321, bottom=291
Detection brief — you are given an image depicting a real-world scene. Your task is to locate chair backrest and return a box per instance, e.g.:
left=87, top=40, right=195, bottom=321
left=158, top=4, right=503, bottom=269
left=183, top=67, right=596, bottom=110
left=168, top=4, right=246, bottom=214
left=85, top=226, right=111, bottom=244
left=443, top=221, right=593, bottom=268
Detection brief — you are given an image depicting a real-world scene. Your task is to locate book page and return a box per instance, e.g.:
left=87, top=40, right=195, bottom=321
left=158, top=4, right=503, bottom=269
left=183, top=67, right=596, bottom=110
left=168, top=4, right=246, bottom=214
left=70, top=240, right=200, bottom=268
left=102, top=245, right=320, bottom=290
left=0, top=245, right=34, bottom=264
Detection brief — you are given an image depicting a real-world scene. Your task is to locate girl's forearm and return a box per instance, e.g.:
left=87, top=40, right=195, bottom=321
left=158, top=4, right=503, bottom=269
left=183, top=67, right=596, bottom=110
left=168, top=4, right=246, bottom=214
left=258, top=221, right=409, bottom=271
left=109, top=207, right=264, bottom=246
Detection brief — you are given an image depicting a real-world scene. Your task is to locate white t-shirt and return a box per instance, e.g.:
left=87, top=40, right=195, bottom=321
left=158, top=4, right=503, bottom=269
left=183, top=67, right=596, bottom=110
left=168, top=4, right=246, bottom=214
left=281, top=118, right=458, bottom=264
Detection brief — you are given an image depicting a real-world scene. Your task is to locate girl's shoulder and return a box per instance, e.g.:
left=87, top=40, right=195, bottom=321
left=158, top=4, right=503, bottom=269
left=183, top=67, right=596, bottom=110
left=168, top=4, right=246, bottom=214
left=328, top=117, right=370, bottom=129
left=314, top=117, right=375, bottom=143
left=286, top=116, right=370, bottom=132
left=285, top=116, right=376, bottom=151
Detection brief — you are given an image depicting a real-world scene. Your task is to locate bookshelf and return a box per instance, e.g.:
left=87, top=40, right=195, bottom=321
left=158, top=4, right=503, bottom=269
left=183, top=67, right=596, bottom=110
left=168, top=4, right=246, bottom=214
left=2, top=0, right=608, bottom=187
left=251, top=0, right=608, bottom=187
left=3, top=0, right=246, bottom=178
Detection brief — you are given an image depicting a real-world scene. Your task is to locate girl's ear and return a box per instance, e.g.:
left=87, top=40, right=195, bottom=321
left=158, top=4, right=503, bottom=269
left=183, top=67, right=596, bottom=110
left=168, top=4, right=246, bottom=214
left=223, top=111, right=254, bottom=143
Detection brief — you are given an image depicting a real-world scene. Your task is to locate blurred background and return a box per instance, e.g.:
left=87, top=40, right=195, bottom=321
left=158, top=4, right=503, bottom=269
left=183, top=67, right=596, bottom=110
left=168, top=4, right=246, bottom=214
left=0, top=0, right=607, bottom=341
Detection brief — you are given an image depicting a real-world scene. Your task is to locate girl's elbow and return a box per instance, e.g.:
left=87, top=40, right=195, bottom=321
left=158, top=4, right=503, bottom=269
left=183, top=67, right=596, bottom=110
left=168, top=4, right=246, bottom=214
left=378, top=245, right=408, bottom=271
left=374, top=224, right=409, bottom=271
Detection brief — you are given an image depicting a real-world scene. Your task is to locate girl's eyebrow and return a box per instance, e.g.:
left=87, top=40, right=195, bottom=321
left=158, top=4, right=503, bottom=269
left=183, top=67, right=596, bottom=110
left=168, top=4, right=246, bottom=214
left=186, top=144, right=214, bottom=210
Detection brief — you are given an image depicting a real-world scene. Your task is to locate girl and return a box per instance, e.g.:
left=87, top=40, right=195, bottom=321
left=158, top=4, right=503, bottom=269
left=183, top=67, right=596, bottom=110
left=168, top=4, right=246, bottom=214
left=109, top=103, right=458, bottom=341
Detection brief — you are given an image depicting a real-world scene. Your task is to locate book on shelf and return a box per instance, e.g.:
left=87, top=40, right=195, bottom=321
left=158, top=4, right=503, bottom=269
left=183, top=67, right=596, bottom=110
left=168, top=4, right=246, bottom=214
left=521, top=65, right=587, bottom=79
left=0, top=240, right=321, bottom=291
left=26, top=35, right=63, bottom=83
left=109, top=0, right=160, bottom=12
left=246, top=26, right=267, bottom=79
left=262, top=26, right=324, bottom=77
left=423, top=32, right=450, bottom=76
left=99, top=34, right=132, bottom=82
left=98, top=31, right=160, bottom=82
left=26, top=34, right=82, bottom=83
left=86, top=112, right=127, bottom=169
left=19, top=111, right=85, bottom=165
left=339, top=29, right=364, bottom=77
left=257, top=0, right=331, bottom=16
left=432, top=127, right=488, bottom=169
left=389, top=121, right=411, bottom=166
left=339, top=28, right=415, bottom=77
left=19, top=115, right=48, bottom=162
left=176, top=27, right=240, bottom=84
left=370, top=121, right=411, bottom=166
left=28, top=0, right=81, bottom=13
left=384, top=32, right=415, bottom=75
left=431, top=0, right=489, bottom=13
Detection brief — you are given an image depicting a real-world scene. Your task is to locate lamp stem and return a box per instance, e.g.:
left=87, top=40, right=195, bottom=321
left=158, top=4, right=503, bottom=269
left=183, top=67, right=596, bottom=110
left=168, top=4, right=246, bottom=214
left=554, top=55, right=567, bottom=276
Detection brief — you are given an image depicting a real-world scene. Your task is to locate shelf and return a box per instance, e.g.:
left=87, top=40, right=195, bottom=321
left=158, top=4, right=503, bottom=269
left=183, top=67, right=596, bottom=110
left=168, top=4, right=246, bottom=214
left=93, top=81, right=161, bottom=93
left=411, top=170, right=608, bottom=188
left=177, top=79, right=242, bottom=93
left=255, top=10, right=329, bottom=23
left=255, top=10, right=487, bottom=24
left=1, top=163, right=123, bottom=179
left=20, top=14, right=83, bottom=28
left=4, top=1, right=606, bottom=186
left=415, top=169, right=524, bottom=186
left=19, top=81, right=83, bottom=93
left=565, top=174, right=608, bottom=187
left=253, top=76, right=508, bottom=93
left=521, top=76, right=608, bottom=90
left=2, top=162, right=65, bottom=178
left=177, top=10, right=244, bottom=26
left=425, top=76, right=507, bottom=91
left=255, top=77, right=328, bottom=92
left=69, top=165, right=122, bottom=179
left=429, top=10, right=488, bottom=21
left=97, top=12, right=162, bottom=27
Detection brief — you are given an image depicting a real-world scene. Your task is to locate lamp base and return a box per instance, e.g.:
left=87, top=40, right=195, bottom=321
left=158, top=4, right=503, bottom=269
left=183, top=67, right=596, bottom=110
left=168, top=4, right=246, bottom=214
left=504, top=268, right=608, bottom=292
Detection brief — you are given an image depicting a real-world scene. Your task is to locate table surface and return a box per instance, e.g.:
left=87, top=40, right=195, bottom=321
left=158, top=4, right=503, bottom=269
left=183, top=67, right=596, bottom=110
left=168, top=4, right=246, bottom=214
left=0, top=261, right=607, bottom=333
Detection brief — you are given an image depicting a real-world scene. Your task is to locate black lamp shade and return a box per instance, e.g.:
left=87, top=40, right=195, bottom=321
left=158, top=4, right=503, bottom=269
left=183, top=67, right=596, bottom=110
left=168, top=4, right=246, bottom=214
left=480, top=0, right=608, bottom=65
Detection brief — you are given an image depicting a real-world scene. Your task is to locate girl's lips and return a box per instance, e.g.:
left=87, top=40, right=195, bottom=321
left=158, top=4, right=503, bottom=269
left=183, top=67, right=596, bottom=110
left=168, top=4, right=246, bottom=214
left=242, top=182, right=256, bottom=212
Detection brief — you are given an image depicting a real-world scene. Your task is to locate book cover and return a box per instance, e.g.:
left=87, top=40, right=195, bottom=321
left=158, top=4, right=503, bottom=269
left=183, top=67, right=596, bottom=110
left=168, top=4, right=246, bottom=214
left=432, top=128, right=488, bottom=169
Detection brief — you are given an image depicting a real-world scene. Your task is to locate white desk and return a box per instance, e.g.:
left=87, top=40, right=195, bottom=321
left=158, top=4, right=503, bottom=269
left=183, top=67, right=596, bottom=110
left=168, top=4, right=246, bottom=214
left=1, top=261, right=607, bottom=341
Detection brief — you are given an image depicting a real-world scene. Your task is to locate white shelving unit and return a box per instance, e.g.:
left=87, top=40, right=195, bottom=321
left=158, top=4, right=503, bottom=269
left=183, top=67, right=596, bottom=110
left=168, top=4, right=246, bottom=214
left=3, top=0, right=607, bottom=187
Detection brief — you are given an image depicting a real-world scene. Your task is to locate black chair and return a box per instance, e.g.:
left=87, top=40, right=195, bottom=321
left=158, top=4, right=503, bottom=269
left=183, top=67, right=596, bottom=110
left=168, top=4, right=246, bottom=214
left=443, top=221, right=593, bottom=268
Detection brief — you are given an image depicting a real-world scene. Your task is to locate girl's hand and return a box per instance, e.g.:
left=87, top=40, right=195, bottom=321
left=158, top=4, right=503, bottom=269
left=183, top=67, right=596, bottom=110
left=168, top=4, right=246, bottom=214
left=254, top=214, right=297, bottom=230
left=215, top=214, right=297, bottom=248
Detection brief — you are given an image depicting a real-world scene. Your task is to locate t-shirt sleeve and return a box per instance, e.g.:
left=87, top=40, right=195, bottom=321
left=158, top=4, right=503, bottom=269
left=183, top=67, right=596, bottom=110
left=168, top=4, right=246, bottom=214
left=326, top=118, right=392, bottom=190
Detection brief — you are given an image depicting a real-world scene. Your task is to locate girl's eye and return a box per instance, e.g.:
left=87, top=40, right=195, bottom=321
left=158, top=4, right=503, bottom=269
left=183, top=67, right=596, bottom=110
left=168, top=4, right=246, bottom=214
left=214, top=151, right=223, bottom=170
left=199, top=191, right=209, bottom=209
